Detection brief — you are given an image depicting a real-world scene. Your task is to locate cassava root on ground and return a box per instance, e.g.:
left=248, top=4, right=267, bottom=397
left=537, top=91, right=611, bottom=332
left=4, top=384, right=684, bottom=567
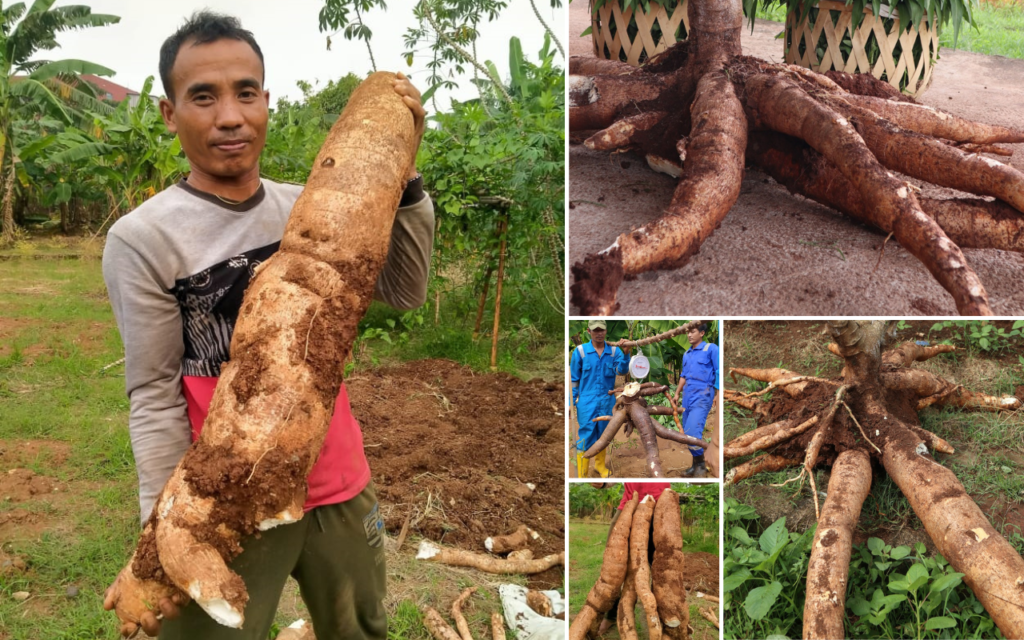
left=724, top=321, right=1024, bottom=638
left=106, top=72, right=418, bottom=634
left=416, top=541, right=564, bottom=574
left=569, top=0, right=1024, bottom=316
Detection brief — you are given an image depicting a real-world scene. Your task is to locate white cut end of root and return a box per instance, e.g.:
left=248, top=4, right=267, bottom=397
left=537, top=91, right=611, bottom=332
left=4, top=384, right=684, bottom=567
left=159, top=495, right=175, bottom=519
left=646, top=154, right=682, bottom=178
left=198, top=597, right=243, bottom=628
left=697, top=592, right=706, bottom=598
left=526, top=483, right=536, bottom=491
left=258, top=508, right=301, bottom=531
left=980, top=156, right=1003, bottom=168
left=568, top=75, right=598, bottom=107
left=485, top=537, right=495, bottom=551
left=915, top=442, right=930, bottom=456
left=665, top=618, right=681, bottom=628
left=529, top=528, right=540, bottom=539
left=417, top=540, right=441, bottom=559
left=598, top=238, right=620, bottom=255
left=622, top=381, right=641, bottom=397
left=897, top=187, right=908, bottom=198
left=288, top=619, right=307, bottom=629
left=971, top=528, right=989, bottom=542
left=949, top=259, right=962, bottom=269
left=1001, top=397, right=1020, bottom=408
left=641, top=494, right=655, bottom=503
left=1016, top=576, right=1024, bottom=586
left=724, top=469, right=737, bottom=486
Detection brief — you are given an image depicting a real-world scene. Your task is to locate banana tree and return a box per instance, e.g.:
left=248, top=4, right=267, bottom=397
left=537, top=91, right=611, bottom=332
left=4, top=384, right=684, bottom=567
left=0, top=0, right=119, bottom=243
left=46, top=76, right=188, bottom=230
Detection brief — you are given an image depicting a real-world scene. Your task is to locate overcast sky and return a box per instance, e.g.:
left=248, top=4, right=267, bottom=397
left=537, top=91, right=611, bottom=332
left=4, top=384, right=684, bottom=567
left=51, top=0, right=566, bottom=111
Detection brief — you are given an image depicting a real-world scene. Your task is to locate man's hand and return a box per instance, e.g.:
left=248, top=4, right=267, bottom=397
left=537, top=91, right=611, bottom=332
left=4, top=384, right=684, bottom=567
left=104, top=569, right=187, bottom=638
left=392, top=72, right=427, bottom=179
left=621, top=343, right=632, bottom=355
left=674, top=378, right=685, bottom=404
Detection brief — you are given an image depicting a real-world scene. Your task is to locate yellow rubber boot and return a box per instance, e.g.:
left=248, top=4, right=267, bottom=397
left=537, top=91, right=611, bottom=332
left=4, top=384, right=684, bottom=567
left=593, top=449, right=610, bottom=478
left=576, top=452, right=590, bottom=478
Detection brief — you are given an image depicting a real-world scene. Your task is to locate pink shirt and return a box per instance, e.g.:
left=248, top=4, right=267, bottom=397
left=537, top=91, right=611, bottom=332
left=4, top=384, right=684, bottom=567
left=182, top=376, right=371, bottom=510
left=618, top=482, right=672, bottom=510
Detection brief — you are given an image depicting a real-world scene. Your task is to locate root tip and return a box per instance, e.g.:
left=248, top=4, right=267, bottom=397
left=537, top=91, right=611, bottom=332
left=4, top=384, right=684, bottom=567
left=570, top=247, right=624, bottom=315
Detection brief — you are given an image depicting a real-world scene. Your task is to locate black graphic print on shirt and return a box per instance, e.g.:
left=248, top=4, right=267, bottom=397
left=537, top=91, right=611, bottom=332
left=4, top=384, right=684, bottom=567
left=171, top=242, right=279, bottom=377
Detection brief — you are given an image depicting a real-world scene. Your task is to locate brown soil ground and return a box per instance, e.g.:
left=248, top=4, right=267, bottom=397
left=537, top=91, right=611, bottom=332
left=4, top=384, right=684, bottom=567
left=348, top=359, right=565, bottom=588
left=570, top=400, right=720, bottom=479
left=0, top=440, right=76, bottom=542
left=569, top=1, right=1024, bottom=314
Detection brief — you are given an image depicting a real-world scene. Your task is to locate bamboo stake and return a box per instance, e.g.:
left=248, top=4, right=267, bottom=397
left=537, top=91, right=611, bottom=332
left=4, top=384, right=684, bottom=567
left=472, top=263, right=495, bottom=340
left=490, top=214, right=508, bottom=371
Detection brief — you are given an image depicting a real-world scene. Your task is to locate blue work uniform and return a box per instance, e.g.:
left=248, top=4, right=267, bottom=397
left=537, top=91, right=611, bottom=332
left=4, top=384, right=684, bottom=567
left=680, top=340, right=720, bottom=456
left=571, top=342, right=630, bottom=453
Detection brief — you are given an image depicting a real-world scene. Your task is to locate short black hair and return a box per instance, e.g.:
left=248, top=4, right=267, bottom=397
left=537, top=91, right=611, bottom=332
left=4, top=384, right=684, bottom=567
left=696, top=322, right=710, bottom=334
left=159, top=11, right=264, bottom=100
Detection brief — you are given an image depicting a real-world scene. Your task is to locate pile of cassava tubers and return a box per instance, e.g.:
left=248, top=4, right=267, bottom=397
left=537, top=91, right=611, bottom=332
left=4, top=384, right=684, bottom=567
left=570, top=489, right=694, bottom=640
left=105, top=72, right=419, bottom=634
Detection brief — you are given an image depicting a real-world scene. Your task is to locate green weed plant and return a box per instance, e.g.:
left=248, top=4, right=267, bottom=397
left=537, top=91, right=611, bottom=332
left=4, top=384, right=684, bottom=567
left=724, top=499, right=1005, bottom=639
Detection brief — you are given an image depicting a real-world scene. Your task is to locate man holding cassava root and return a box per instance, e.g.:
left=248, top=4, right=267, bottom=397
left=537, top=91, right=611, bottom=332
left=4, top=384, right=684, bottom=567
left=572, top=320, right=630, bottom=478
left=101, top=12, right=431, bottom=639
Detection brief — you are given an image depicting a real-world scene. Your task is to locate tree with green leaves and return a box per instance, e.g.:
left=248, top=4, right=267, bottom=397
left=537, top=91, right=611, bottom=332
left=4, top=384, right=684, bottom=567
left=0, top=0, right=119, bottom=244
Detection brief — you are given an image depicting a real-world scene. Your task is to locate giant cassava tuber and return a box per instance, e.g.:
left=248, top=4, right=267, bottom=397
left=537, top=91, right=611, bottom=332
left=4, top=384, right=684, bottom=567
left=106, top=72, right=419, bottom=632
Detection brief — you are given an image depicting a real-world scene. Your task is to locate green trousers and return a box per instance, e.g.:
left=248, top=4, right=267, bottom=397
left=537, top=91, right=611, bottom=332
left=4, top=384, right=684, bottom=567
left=160, top=484, right=387, bottom=640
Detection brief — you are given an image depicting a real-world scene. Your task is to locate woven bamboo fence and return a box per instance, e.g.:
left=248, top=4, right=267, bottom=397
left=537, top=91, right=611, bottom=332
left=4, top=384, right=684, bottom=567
left=590, top=0, right=689, bottom=66
left=784, top=0, right=940, bottom=97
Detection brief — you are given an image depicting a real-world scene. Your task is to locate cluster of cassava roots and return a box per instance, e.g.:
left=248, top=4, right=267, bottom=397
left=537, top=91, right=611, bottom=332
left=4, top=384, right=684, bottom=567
left=584, top=320, right=713, bottom=478
left=724, top=320, right=1024, bottom=639
left=570, top=489, right=712, bottom=640
left=569, top=0, right=1024, bottom=316
left=419, top=526, right=565, bottom=640
left=105, top=73, right=420, bottom=634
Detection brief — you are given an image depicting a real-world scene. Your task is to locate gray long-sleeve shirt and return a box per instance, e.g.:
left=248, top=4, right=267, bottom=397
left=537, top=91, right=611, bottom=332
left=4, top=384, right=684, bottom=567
left=103, top=178, right=434, bottom=521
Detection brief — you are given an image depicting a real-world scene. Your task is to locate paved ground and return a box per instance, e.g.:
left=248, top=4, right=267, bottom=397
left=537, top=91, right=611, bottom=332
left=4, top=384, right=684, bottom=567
left=569, top=2, right=1024, bottom=315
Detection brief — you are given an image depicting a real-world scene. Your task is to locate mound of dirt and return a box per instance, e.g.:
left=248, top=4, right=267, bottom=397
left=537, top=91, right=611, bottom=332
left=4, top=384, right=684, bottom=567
left=348, top=359, right=564, bottom=586
left=682, top=551, right=718, bottom=594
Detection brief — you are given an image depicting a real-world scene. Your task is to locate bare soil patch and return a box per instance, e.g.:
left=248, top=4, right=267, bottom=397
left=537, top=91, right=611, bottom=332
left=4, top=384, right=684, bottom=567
left=348, top=359, right=565, bottom=588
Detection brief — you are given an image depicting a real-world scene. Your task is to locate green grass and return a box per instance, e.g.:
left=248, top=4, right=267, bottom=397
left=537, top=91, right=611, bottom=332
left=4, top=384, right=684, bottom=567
left=941, top=2, right=1024, bottom=59
left=754, top=1, right=1024, bottom=59
left=0, top=241, right=561, bottom=639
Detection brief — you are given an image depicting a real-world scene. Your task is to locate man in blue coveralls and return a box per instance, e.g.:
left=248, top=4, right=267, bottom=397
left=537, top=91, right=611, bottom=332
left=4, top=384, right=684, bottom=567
left=571, top=320, right=630, bottom=478
left=673, top=322, right=719, bottom=477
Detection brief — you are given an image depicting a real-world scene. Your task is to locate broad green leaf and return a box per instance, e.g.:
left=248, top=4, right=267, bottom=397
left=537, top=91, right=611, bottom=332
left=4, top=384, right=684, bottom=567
left=848, top=596, right=871, bottom=617
left=867, top=537, right=885, bottom=554
left=759, top=517, right=787, bottom=554
left=724, top=568, right=752, bottom=592
left=929, top=572, right=964, bottom=593
left=890, top=546, right=911, bottom=560
left=743, top=581, right=783, bottom=621
left=925, top=616, right=957, bottom=630
left=907, top=562, right=929, bottom=585
left=729, top=526, right=754, bottom=546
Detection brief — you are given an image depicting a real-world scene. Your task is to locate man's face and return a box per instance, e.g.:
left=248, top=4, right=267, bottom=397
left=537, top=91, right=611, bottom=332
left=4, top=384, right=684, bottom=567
left=160, top=38, right=269, bottom=181
left=590, top=328, right=607, bottom=344
left=687, top=327, right=704, bottom=345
